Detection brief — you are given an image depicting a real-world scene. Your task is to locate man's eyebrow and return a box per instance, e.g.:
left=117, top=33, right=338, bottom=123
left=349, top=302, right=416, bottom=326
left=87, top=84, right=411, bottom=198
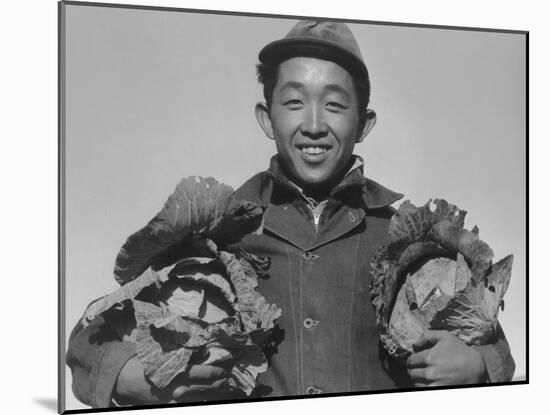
left=324, top=84, right=351, bottom=101
left=277, top=81, right=352, bottom=101
left=278, top=81, right=305, bottom=92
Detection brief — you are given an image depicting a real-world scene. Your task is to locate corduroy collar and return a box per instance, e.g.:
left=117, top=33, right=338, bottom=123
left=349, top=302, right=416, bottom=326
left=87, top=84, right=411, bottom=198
left=264, top=155, right=403, bottom=210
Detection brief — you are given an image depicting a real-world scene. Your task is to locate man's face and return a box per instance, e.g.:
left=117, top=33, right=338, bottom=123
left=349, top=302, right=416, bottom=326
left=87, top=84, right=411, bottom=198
left=259, top=57, right=368, bottom=190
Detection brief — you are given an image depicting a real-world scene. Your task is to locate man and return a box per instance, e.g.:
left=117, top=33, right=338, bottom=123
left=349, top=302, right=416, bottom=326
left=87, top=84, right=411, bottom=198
left=66, top=20, right=515, bottom=407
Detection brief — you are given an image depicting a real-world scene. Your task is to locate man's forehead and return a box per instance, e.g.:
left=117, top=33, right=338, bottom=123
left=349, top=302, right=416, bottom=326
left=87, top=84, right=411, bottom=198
left=275, top=57, right=355, bottom=91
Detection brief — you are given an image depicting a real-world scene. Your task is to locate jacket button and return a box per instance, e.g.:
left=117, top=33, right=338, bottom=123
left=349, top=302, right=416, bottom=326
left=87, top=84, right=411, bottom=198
left=303, top=317, right=320, bottom=329
left=306, top=385, right=322, bottom=395
left=302, top=251, right=319, bottom=260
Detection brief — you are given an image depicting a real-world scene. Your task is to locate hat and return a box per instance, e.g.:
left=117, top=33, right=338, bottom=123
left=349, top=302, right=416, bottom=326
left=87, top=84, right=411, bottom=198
left=259, top=20, right=369, bottom=85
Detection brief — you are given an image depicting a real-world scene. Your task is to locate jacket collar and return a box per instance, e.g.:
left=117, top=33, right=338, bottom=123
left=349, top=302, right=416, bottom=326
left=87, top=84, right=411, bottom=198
left=262, top=155, right=403, bottom=210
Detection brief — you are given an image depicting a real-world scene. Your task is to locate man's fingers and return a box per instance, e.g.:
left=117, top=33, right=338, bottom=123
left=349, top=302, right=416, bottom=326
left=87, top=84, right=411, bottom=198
left=406, top=350, right=431, bottom=368
left=170, top=365, right=229, bottom=399
left=413, top=381, right=440, bottom=388
left=407, top=367, right=429, bottom=383
left=408, top=365, right=441, bottom=384
left=172, top=378, right=227, bottom=399
left=412, top=330, right=446, bottom=351
left=186, top=365, right=228, bottom=382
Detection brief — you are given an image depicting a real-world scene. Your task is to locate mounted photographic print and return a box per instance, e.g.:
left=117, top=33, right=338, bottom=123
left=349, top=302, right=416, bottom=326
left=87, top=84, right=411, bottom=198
left=58, top=1, right=528, bottom=413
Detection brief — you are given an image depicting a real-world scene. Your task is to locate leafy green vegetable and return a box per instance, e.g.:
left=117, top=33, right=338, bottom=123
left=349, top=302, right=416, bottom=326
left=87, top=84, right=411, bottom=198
left=81, top=176, right=280, bottom=396
left=114, top=176, right=263, bottom=285
left=370, top=199, right=512, bottom=362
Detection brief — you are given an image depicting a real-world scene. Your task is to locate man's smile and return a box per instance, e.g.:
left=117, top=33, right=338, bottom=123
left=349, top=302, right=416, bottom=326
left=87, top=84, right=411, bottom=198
left=296, top=144, right=333, bottom=163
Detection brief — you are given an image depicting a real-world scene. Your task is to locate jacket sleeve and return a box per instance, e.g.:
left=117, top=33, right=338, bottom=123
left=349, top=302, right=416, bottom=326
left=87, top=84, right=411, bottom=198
left=473, top=322, right=516, bottom=382
left=66, top=301, right=137, bottom=408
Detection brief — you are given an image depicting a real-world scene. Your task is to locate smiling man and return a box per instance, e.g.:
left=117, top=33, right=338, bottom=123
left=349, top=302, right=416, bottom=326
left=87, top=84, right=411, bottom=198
left=66, top=20, right=515, bottom=407
left=255, top=57, right=374, bottom=195
left=231, top=20, right=514, bottom=395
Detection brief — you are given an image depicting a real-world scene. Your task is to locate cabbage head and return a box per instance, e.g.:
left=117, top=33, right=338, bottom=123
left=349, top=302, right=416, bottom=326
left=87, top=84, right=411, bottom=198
left=370, top=199, right=512, bottom=362
left=81, top=177, right=281, bottom=396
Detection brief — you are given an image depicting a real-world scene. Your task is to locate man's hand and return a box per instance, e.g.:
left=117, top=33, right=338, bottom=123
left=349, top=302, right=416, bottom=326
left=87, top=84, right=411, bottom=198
left=405, top=330, right=487, bottom=387
left=115, top=356, right=229, bottom=404
left=170, top=365, right=230, bottom=402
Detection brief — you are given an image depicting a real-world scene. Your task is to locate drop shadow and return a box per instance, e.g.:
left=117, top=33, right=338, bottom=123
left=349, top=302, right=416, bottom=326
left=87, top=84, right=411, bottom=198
left=34, top=398, right=57, bottom=412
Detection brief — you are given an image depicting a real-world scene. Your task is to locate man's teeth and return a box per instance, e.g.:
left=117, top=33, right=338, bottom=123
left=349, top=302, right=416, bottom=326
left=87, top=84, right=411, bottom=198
left=301, top=147, right=328, bottom=155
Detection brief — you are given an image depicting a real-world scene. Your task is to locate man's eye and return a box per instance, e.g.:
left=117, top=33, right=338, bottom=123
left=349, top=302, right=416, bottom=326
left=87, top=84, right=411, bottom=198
left=326, top=102, right=346, bottom=111
left=283, top=99, right=303, bottom=109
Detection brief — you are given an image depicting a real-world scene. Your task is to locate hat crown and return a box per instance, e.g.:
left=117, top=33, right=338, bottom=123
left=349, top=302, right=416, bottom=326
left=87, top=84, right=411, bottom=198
left=284, top=20, right=364, bottom=61
left=258, top=19, right=369, bottom=88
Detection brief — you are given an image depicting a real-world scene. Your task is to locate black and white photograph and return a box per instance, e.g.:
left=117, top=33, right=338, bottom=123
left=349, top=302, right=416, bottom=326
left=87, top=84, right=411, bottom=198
left=58, top=1, right=527, bottom=413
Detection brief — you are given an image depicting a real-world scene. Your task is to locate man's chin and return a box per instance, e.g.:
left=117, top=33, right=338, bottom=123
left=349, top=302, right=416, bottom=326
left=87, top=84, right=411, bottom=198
left=294, top=173, right=333, bottom=190
left=285, top=163, right=340, bottom=190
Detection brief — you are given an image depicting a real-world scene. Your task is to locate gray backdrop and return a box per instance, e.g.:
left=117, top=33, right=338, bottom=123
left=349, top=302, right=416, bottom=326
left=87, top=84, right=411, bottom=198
left=62, top=4, right=526, bottom=410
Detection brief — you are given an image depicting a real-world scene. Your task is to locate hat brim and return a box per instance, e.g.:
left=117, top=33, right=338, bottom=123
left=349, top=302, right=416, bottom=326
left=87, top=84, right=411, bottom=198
left=259, top=37, right=369, bottom=84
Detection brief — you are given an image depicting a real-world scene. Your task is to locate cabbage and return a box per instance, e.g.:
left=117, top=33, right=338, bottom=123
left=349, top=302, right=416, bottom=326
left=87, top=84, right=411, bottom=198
left=113, top=176, right=264, bottom=285
left=370, top=199, right=512, bottom=362
left=81, top=177, right=281, bottom=396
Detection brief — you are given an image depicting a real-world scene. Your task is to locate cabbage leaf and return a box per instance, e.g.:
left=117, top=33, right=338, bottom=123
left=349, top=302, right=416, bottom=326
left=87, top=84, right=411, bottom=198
left=81, top=176, right=281, bottom=396
left=370, top=199, right=513, bottom=362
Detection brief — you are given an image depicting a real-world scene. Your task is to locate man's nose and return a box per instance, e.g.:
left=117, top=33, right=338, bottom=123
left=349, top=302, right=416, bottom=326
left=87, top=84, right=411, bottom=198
left=300, top=105, right=328, bottom=138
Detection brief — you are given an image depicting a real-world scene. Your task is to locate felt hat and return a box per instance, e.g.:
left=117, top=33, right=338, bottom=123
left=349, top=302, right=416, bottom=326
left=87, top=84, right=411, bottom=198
left=259, top=20, right=369, bottom=84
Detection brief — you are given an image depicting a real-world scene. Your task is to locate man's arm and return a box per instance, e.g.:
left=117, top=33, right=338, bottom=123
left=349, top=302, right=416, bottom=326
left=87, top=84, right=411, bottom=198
left=115, top=357, right=229, bottom=405
left=66, top=302, right=231, bottom=408
left=66, top=308, right=138, bottom=408
left=473, top=323, right=516, bottom=382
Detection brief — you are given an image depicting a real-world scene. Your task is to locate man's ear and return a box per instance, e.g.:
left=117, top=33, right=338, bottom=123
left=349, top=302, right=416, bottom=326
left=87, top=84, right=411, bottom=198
left=356, top=109, right=377, bottom=143
left=255, top=102, right=274, bottom=140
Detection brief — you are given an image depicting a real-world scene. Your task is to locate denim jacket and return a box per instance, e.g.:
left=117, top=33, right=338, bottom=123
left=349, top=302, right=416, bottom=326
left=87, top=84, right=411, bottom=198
left=66, top=156, right=515, bottom=407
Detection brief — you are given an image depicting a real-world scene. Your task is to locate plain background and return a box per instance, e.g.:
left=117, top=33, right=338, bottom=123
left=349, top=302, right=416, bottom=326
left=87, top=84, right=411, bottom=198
left=0, top=0, right=544, bottom=414
left=62, top=3, right=526, bottom=411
